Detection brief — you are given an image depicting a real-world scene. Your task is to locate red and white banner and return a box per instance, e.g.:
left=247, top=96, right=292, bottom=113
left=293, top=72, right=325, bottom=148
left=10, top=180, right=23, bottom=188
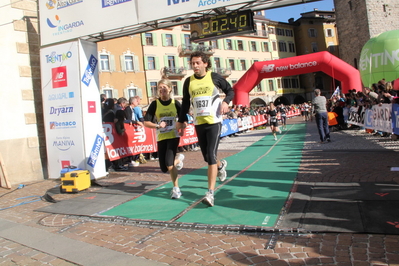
left=103, top=111, right=301, bottom=161
left=251, top=114, right=267, bottom=127
left=179, top=124, right=198, bottom=146
left=103, top=123, right=198, bottom=161
left=103, top=123, right=157, bottom=161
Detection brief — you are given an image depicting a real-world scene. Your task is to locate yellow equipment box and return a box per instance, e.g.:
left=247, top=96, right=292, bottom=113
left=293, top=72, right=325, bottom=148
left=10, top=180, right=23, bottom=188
left=60, top=170, right=91, bottom=193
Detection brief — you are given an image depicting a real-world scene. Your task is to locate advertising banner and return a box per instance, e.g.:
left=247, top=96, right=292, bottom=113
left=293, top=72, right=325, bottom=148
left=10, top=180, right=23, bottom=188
left=251, top=114, right=267, bottom=127
left=359, top=30, right=399, bottom=88
left=78, top=41, right=107, bottom=179
left=179, top=124, right=198, bottom=146
left=137, top=0, right=253, bottom=23
left=364, top=104, right=392, bottom=132
left=39, top=0, right=139, bottom=46
left=41, top=41, right=85, bottom=178
left=40, top=40, right=106, bottom=179
left=347, top=106, right=365, bottom=127
left=393, top=103, right=399, bottom=135
left=221, top=119, right=239, bottom=137
left=103, top=123, right=157, bottom=161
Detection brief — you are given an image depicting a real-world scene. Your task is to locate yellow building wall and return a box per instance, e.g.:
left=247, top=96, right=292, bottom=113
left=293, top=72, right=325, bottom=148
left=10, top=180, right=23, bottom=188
left=97, top=35, right=148, bottom=105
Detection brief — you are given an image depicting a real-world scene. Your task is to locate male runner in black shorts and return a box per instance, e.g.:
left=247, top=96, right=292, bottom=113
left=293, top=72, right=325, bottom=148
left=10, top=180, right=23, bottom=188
left=176, top=51, right=234, bottom=207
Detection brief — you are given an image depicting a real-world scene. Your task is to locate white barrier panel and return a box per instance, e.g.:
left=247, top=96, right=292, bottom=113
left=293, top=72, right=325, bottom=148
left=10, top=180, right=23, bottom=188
left=364, top=104, right=392, bottom=132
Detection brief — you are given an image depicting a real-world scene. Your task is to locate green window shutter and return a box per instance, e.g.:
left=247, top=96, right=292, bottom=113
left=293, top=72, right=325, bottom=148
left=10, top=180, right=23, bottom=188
left=243, top=41, right=247, bottom=51
left=141, top=33, right=146, bottom=45
left=155, top=57, right=160, bottom=70
left=177, top=81, right=182, bottom=96
left=134, top=55, right=140, bottom=72
left=183, top=57, right=188, bottom=68
left=120, top=55, right=126, bottom=72
left=224, top=40, right=228, bottom=50
left=220, top=57, right=224, bottom=68
left=153, top=33, right=158, bottom=46
left=175, top=56, right=180, bottom=68
left=161, top=34, right=166, bottom=46
left=233, top=40, right=237, bottom=51
left=246, top=60, right=250, bottom=70
left=172, top=34, right=177, bottom=47
left=109, top=55, right=116, bottom=72
left=163, top=55, right=168, bottom=68
left=144, top=57, right=149, bottom=70
left=146, top=82, right=151, bottom=94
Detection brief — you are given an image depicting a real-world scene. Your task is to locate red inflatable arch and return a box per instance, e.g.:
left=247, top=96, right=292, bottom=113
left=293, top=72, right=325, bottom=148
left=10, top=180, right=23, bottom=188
left=233, top=51, right=362, bottom=106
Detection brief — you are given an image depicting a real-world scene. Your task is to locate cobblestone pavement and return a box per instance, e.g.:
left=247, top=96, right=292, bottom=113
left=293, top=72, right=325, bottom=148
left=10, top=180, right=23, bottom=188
left=1, top=116, right=399, bottom=266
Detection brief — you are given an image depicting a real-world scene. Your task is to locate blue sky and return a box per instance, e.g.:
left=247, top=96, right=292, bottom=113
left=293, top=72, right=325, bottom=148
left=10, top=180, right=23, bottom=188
left=265, top=0, right=335, bottom=23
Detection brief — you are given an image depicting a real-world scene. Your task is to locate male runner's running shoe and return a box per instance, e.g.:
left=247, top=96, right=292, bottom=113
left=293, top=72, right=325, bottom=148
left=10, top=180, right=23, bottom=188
left=170, top=188, right=182, bottom=199
left=274, top=136, right=277, bottom=141
left=176, top=153, right=185, bottom=170
left=217, top=159, right=227, bottom=182
left=202, top=191, right=214, bottom=207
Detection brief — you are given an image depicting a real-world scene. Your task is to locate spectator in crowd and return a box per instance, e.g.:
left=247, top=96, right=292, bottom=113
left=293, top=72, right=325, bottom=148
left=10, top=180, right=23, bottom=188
left=312, top=89, right=331, bottom=143
left=132, top=96, right=149, bottom=163
left=100, top=93, right=107, bottom=114
left=102, top=99, right=127, bottom=171
left=114, top=97, right=128, bottom=112
left=124, top=97, right=144, bottom=167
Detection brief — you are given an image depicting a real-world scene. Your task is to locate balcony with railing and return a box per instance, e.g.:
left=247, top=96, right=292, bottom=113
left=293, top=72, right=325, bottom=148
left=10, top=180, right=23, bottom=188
left=213, top=67, right=231, bottom=77
left=161, top=67, right=187, bottom=78
left=178, top=44, right=215, bottom=56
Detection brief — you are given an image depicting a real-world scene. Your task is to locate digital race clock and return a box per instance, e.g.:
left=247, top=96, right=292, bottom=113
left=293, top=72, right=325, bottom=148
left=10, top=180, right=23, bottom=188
left=190, top=10, right=255, bottom=42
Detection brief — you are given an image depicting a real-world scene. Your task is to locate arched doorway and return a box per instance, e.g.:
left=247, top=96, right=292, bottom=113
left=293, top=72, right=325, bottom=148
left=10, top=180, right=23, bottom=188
left=274, top=96, right=290, bottom=106
left=293, top=95, right=306, bottom=104
left=233, top=51, right=362, bottom=106
left=250, top=98, right=266, bottom=107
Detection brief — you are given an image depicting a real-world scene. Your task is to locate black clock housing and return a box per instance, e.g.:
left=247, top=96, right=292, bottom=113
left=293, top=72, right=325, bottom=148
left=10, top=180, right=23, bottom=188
left=190, top=10, right=255, bottom=42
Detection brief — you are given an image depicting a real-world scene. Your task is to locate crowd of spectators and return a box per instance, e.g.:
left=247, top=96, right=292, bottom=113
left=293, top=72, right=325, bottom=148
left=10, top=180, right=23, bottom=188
left=326, top=78, right=399, bottom=135
left=100, top=77, right=399, bottom=171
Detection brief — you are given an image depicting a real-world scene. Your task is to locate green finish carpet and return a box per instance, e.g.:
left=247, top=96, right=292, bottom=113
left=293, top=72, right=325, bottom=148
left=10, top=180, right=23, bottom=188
left=101, top=124, right=306, bottom=227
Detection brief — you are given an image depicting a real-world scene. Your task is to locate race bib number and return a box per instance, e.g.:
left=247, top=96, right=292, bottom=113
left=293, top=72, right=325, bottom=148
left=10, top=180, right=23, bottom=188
left=194, top=96, right=211, bottom=117
left=159, top=116, right=175, bottom=133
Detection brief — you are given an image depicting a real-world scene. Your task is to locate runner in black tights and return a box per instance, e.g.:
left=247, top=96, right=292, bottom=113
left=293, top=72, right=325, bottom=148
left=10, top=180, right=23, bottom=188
left=176, top=51, right=234, bottom=207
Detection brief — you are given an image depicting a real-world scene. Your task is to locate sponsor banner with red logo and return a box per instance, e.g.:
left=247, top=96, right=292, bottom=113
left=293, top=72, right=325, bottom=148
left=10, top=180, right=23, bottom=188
left=238, top=116, right=254, bottom=132
left=179, top=124, right=198, bottom=146
left=103, top=123, right=199, bottom=161
left=104, top=111, right=302, bottom=161
left=286, top=109, right=300, bottom=118
left=251, top=114, right=267, bottom=127
left=103, top=123, right=157, bottom=161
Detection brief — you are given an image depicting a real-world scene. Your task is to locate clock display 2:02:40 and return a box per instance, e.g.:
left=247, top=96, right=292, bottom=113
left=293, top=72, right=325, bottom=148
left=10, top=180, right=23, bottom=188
left=201, top=14, right=250, bottom=35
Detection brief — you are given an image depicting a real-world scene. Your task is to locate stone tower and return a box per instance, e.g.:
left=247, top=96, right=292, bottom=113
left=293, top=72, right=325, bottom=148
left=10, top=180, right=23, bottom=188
left=334, top=0, right=399, bottom=69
